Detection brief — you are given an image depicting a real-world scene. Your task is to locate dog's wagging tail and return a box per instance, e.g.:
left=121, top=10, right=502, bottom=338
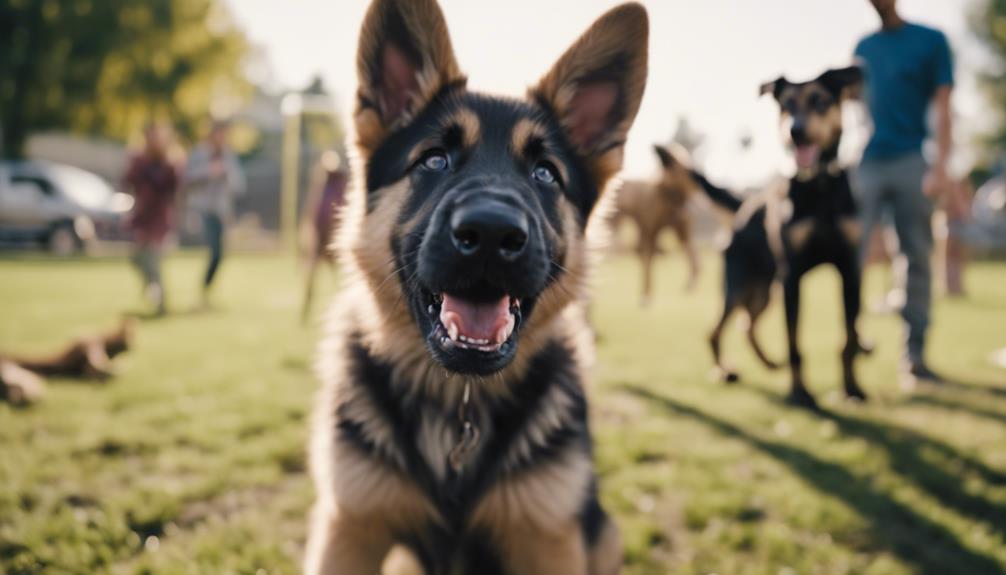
left=307, top=0, right=648, bottom=573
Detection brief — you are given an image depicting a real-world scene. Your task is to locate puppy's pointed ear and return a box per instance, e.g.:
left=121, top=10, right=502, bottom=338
left=355, top=0, right=465, bottom=151
left=654, top=144, right=674, bottom=168
left=531, top=3, right=648, bottom=180
left=759, top=76, right=788, bottom=101
left=818, top=66, right=864, bottom=101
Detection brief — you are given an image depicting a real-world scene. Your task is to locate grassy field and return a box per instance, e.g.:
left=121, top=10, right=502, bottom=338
left=1, top=249, right=1004, bottom=574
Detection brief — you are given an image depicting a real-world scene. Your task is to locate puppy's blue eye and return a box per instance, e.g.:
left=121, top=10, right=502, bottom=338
left=420, top=150, right=449, bottom=172
left=532, top=162, right=558, bottom=184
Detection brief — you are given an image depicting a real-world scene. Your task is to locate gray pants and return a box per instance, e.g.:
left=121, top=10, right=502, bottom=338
left=132, top=245, right=163, bottom=288
left=855, top=152, right=933, bottom=363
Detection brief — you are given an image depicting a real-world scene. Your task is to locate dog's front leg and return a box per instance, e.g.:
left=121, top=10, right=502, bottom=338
left=497, top=521, right=591, bottom=575
left=305, top=504, right=394, bottom=575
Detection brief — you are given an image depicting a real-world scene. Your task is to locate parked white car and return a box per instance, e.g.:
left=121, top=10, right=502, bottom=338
left=0, top=161, right=133, bottom=254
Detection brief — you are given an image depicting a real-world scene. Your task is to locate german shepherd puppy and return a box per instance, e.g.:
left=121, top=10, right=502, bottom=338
left=306, top=0, right=648, bottom=572
left=689, top=67, right=869, bottom=410
left=612, top=144, right=701, bottom=304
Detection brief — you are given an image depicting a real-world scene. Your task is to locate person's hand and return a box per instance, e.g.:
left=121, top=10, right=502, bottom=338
left=923, top=163, right=949, bottom=199
left=209, top=159, right=226, bottom=179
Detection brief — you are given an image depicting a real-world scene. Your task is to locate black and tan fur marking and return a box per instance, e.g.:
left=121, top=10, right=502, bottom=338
left=0, top=319, right=135, bottom=405
left=690, top=67, right=870, bottom=410
left=307, top=1, right=648, bottom=573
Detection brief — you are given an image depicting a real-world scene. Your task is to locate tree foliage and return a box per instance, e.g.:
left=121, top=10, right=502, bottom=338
left=972, top=0, right=1006, bottom=152
left=0, top=0, right=250, bottom=159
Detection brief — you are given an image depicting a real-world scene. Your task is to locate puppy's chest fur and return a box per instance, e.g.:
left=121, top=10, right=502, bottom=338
left=326, top=333, right=593, bottom=533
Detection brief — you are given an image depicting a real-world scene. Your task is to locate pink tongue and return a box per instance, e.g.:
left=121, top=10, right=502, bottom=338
left=440, top=294, right=511, bottom=342
left=795, top=145, right=820, bottom=169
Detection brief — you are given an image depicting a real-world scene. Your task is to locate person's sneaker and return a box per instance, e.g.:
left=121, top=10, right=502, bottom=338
left=901, top=360, right=945, bottom=389
left=146, top=283, right=166, bottom=316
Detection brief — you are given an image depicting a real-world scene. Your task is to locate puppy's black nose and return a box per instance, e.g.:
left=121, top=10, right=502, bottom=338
left=790, top=120, right=808, bottom=145
left=450, top=200, right=529, bottom=262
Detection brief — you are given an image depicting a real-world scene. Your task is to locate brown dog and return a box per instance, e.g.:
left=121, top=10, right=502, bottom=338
left=305, top=0, right=648, bottom=572
left=0, top=319, right=134, bottom=405
left=612, top=143, right=701, bottom=304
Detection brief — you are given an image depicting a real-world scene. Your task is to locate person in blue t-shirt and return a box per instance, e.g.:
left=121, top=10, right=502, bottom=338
left=854, top=0, right=954, bottom=384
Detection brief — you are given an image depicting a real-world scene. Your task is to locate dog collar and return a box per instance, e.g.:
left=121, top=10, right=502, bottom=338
left=448, top=381, right=481, bottom=473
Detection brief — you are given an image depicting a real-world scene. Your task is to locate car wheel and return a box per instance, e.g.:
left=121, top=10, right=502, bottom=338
left=48, top=224, right=80, bottom=256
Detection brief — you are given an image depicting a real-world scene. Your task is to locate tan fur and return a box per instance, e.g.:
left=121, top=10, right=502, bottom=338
left=472, top=450, right=592, bottom=534
left=511, top=118, right=547, bottom=154
left=787, top=219, right=815, bottom=252
left=805, top=103, right=843, bottom=151
left=0, top=360, right=45, bottom=406
left=589, top=520, right=624, bottom=575
left=444, top=107, right=481, bottom=149
left=839, top=217, right=862, bottom=245
left=495, top=521, right=588, bottom=575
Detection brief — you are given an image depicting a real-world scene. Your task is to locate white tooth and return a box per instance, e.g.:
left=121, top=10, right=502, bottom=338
left=447, top=321, right=459, bottom=341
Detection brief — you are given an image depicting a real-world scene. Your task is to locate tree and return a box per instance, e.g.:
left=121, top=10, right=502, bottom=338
left=972, top=0, right=1006, bottom=153
left=0, top=0, right=249, bottom=159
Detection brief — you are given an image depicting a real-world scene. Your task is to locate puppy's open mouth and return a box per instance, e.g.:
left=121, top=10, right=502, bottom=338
left=794, top=144, right=821, bottom=170
left=427, top=293, right=521, bottom=353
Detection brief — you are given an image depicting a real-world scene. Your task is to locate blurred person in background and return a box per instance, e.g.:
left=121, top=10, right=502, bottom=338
left=184, top=119, right=245, bottom=309
left=854, top=0, right=954, bottom=384
left=122, top=123, right=181, bottom=316
left=300, top=150, right=348, bottom=322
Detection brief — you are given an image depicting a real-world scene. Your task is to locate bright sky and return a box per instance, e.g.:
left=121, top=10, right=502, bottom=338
left=229, top=0, right=985, bottom=185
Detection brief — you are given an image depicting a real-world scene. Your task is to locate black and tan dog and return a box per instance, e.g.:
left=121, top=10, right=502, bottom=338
left=689, top=67, right=870, bottom=410
left=0, top=319, right=134, bottom=405
left=612, top=144, right=701, bottom=304
left=306, top=0, right=647, bottom=572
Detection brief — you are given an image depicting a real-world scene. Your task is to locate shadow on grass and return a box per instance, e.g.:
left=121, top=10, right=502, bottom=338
left=930, top=378, right=1006, bottom=400
left=907, top=393, right=1006, bottom=426
left=744, top=386, right=1006, bottom=532
left=124, top=306, right=215, bottom=322
left=619, top=384, right=1004, bottom=575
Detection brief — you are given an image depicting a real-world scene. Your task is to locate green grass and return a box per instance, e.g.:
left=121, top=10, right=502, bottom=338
left=1, top=250, right=1005, bottom=574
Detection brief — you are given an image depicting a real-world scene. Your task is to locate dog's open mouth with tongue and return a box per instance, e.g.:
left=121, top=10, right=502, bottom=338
left=794, top=144, right=821, bottom=171
left=423, top=290, right=525, bottom=375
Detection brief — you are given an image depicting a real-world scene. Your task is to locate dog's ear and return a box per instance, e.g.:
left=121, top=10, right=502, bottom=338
left=355, top=0, right=465, bottom=151
left=655, top=143, right=693, bottom=171
left=654, top=144, right=674, bottom=168
left=531, top=3, right=648, bottom=179
left=817, top=66, right=864, bottom=101
left=759, top=76, right=788, bottom=101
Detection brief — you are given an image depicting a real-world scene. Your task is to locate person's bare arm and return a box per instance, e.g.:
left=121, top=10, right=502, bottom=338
left=925, top=85, right=953, bottom=198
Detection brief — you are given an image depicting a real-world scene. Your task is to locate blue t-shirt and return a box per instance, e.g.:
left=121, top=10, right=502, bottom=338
left=855, top=22, right=954, bottom=160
